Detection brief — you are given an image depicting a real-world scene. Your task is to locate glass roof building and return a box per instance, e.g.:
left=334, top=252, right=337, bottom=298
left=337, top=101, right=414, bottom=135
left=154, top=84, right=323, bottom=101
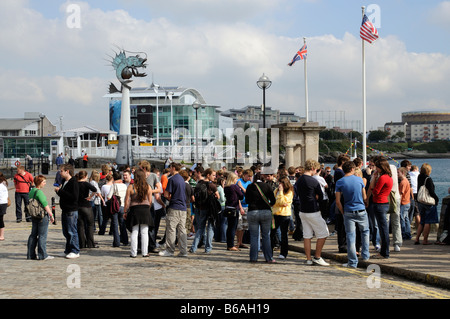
left=104, top=86, right=220, bottom=145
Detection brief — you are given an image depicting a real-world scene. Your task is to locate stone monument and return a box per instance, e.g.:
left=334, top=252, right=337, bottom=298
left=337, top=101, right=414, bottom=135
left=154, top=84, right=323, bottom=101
left=272, top=121, right=325, bottom=168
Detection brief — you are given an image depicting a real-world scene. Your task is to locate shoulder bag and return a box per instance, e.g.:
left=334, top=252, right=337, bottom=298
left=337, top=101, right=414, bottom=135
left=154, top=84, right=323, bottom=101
left=108, top=184, right=121, bottom=214
left=417, top=177, right=435, bottom=206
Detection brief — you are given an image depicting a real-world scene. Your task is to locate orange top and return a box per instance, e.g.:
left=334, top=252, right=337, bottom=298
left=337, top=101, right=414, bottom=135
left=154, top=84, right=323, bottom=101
left=398, top=178, right=411, bottom=205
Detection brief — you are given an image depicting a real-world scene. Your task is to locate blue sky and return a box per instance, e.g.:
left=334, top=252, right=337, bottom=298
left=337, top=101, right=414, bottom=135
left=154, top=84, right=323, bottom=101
left=1, top=0, right=450, bottom=131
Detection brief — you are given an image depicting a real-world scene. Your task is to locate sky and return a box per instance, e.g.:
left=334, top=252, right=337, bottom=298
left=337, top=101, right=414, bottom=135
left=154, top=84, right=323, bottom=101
left=1, top=0, right=450, bottom=132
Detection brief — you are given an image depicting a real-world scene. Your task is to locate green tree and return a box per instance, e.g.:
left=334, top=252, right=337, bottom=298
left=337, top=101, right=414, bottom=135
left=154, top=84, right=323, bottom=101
left=320, top=129, right=346, bottom=140
left=368, top=130, right=389, bottom=142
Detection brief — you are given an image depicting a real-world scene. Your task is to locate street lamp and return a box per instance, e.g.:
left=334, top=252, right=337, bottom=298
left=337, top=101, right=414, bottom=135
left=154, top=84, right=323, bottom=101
left=257, top=73, right=272, bottom=129
left=151, top=83, right=160, bottom=147
left=192, top=100, right=201, bottom=164
left=167, top=91, right=174, bottom=146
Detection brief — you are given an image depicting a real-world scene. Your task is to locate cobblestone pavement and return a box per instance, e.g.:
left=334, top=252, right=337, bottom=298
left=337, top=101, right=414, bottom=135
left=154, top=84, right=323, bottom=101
left=1, top=171, right=450, bottom=306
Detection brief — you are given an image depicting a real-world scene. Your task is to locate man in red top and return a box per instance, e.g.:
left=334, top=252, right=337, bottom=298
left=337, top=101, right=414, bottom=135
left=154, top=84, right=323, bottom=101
left=13, top=165, right=34, bottom=222
left=83, top=153, right=88, bottom=168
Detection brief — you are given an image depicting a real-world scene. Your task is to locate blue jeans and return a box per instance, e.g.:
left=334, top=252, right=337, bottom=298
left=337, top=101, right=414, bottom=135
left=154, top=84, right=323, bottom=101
left=27, top=215, right=50, bottom=260
left=367, top=202, right=380, bottom=248
left=247, top=209, right=273, bottom=262
left=92, top=202, right=103, bottom=231
left=343, top=211, right=370, bottom=267
left=400, top=203, right=411, bottom=240
left=191, top=209, right=214, bottom=253
left=373, top=203, right=390, bottom=258
left=61, top=211, right=80, bottom=254
left=214, top=208, right=227, bottom=243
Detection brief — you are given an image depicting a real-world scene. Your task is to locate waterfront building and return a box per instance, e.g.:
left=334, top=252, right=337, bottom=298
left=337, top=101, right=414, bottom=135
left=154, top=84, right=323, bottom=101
left=104, top=86, right=224, bottom=146
left=385, top=111, right=450, bottom=141
left=0, top=112, right=56, bottom=160
left=55, top=125, right=117, bottom=158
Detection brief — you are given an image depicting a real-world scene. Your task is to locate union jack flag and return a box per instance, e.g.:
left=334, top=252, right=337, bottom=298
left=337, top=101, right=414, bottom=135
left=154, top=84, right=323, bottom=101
left=288, top=44, right=307, bottom=66
left=360, top=14, right=378, bottom=44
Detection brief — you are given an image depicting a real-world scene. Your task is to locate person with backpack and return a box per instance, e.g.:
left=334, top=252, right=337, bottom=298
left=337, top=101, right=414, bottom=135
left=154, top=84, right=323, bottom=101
left=76, top=170, right=99, bottom=249
left=27, top=175, right=54, bottom=260
left=189, top=168, right=219, bottom=254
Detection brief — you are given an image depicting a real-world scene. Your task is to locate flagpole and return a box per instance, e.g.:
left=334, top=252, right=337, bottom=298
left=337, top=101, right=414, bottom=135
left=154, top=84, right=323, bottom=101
left=361, top=6, right=367, bottom=168
left=304, top=37, right=309, bottom=122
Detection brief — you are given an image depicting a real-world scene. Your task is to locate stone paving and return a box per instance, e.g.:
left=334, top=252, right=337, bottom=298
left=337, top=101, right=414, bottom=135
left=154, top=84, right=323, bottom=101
left=1, top=168, right=450, bottom=305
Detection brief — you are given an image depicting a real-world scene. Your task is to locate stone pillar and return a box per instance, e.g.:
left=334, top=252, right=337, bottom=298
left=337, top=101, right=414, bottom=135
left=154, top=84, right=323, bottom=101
left=115, top=86, right=133, bottom=166
left=285, top=145, right=294, bottom=168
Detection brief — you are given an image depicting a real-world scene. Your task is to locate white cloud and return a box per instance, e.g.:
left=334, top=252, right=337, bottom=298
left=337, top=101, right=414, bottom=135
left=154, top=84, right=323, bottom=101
left=0, top=1, right=449, bottom=132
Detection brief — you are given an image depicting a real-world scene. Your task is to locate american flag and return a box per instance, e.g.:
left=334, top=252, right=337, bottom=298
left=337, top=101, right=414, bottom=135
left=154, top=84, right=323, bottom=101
left=288, top=44, right=307, bottom=66
left=360, top=14, right=378, bottom=44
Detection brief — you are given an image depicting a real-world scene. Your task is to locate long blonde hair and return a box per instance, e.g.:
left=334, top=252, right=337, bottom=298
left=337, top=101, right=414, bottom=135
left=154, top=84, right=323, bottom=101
left=225, top=172, right=237, bottom=187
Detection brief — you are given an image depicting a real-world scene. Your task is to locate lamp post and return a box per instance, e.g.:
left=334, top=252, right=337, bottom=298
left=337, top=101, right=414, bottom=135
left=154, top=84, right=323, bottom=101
left=192, top=100, right=201, bottom=164
left=257, top=73, right=272, bottom=129
left=167, top=91, right=174, bottom=146
left=39, top=113, right=45, bottom=174
left=151, top=83, right=160, bottom=147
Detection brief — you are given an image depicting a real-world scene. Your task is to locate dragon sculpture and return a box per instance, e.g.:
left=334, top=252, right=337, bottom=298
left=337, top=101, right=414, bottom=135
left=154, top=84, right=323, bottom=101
left=109, top=49, right=147, bottom=93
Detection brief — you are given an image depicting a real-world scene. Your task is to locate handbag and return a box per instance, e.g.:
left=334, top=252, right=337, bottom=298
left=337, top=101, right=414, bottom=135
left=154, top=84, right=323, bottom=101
left=223, top=206, right=237, bottom=218
left=108, top=184, right=121, bottom=214
left=417, top=177, right=435, bottom=206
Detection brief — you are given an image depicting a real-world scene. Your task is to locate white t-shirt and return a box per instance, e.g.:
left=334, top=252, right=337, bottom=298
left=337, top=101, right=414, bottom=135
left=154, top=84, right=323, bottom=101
left=410, top=171, right=419, bottom=194
left=108, top=183, right=128, bottom=207
left=0, top=182, right=8, bottom=205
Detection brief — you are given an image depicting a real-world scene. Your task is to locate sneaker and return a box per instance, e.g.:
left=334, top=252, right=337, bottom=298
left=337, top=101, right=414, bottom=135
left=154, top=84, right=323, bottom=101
left=65, top=252, right=80, bottom=259
left=158, top=250, right=174, bottom=257
left=375, top=245, right=381, bottom=252
left=44, top=256, right=54, bottom=261
left=304, top=259, right=314, bottom=265
left=177, top=253, right=188, bottom=257
left=342, top=263, right=356, bottom=268
left=278, top=254, right=286, bottom=259
left=394, top=244, right=401, bottom=252
left=312, top=257, right=329, bottom=266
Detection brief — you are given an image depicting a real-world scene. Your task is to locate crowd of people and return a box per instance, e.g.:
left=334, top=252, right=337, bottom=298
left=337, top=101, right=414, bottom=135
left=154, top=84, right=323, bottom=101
left=0, top=154, right=449, bottom=266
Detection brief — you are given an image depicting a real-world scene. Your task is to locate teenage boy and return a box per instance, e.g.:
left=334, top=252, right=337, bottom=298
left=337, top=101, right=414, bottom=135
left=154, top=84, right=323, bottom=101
left=159, top=162, right=187, bottom=257
left=335, top=161, right=369, bottom=268
left=55, top=164, right=80, bottom=259
left=295, top=159, right=329, bottom=266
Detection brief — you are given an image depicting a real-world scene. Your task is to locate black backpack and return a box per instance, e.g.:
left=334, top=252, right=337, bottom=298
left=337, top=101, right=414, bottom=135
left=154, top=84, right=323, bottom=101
left=194, top=180, right=209, bottom=207
left=206, top=193, right=222, bottom=224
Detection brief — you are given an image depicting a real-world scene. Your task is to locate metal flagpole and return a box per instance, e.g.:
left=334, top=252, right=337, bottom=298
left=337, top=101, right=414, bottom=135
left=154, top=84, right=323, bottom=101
left=362, top=6, right=367, bottom=168
left=304, top=37, right=309, bottom=122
